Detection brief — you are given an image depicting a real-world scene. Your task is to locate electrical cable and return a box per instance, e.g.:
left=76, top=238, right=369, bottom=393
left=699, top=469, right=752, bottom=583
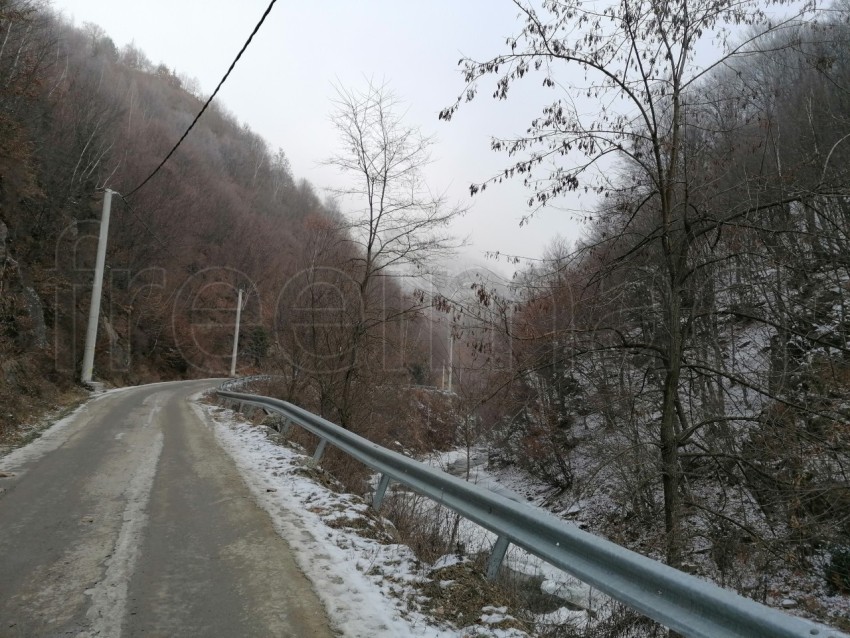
left=125, top=0, right=279, bottom=198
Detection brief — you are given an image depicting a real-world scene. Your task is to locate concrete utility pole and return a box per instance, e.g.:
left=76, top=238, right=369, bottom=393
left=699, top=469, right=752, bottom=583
left=230, top=288, right=243, bottom=377
left=81, top=189, right=113, bottom=385
left=448, top=333, right=454, bottom=393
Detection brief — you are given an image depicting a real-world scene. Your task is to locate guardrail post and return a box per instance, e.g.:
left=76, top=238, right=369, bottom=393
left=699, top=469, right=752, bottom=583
left=486, top=535, right=510, bottom=581
left=372, top=473, right=391, bottom=510
left=280, top=418, right=292, bottom=436
left=313, top=438, right=328, bottom=463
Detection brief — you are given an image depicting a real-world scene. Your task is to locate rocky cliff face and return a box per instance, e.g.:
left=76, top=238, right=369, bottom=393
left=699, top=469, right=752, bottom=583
left=0, top=215, right=60, bottom=436
left=0, top=216, right=47, bottom=351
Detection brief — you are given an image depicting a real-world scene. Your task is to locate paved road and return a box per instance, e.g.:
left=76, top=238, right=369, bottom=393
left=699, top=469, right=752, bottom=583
left=0, top=380, right=333, bottom=637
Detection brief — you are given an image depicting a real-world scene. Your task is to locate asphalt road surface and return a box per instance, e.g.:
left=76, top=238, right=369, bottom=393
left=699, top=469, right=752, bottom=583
left=0, top=380, right=334, bottom=637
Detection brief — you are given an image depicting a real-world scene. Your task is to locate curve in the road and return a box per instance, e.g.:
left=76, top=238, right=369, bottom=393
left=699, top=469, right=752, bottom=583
left=0, top=380, right=334, bottom=638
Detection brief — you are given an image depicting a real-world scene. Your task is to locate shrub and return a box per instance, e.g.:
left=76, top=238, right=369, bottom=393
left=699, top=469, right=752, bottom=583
left=825, top=547, right=850, bottom=594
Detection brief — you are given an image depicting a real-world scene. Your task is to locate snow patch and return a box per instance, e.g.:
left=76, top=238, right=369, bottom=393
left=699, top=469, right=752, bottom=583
left=0, top=402, right=90, bottom=473
left=194, top=401, right=477, bottom=637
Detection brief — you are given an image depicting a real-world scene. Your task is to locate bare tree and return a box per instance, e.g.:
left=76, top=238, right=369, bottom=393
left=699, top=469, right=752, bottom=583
left=440, top=0, right=833, bottom=568
left=321, top=80, right=466, bottom=428
left=328, top=80, right=464, bottom=277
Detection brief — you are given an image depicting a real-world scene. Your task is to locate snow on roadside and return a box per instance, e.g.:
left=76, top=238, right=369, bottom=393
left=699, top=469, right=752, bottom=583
left=0, top=402, right=89, bottom=471
left=425, top=444, right=850, bottom=632
left=193, top=399, right=531, bottom=638
left=422, top=447, right=596, bottom=616
left=0, top=383, right=169, bottom=471
left=0, top=386, right=131, bottom=470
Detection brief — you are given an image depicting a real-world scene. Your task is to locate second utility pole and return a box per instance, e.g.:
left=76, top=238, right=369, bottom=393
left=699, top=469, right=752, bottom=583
left=230, top=288, right=243, bottom=377
left=448, top=333, right=453, bottom=393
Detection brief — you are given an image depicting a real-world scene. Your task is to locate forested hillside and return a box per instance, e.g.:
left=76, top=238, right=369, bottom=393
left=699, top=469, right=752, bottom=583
left=0, top=1, right=345, bottom=432
left=0, top=1, right=453, bottom=447
left=435, top=2, right=850, bottom=631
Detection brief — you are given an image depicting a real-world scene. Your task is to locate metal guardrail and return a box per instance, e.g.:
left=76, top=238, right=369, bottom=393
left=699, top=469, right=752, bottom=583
left=218, top=375, right=276, bottom=392
left=217, top=388, right=848, bottom=638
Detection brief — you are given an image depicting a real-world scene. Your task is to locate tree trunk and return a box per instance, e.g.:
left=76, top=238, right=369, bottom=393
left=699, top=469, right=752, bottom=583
left=660, top=289, right=683, bottom=568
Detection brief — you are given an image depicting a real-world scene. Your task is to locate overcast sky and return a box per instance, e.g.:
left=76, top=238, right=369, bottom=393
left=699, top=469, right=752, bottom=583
left=50, top=0, right=592, bottom=272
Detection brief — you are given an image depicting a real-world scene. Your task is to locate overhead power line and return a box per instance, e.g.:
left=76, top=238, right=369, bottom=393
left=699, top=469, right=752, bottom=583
left=125, top=0, right=279, bottom=198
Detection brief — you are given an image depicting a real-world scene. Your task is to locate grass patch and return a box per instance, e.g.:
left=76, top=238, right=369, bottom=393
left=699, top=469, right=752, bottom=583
left=0, top=388, right=88, bottom=458
left=422, top=562, right=530, bottom=633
